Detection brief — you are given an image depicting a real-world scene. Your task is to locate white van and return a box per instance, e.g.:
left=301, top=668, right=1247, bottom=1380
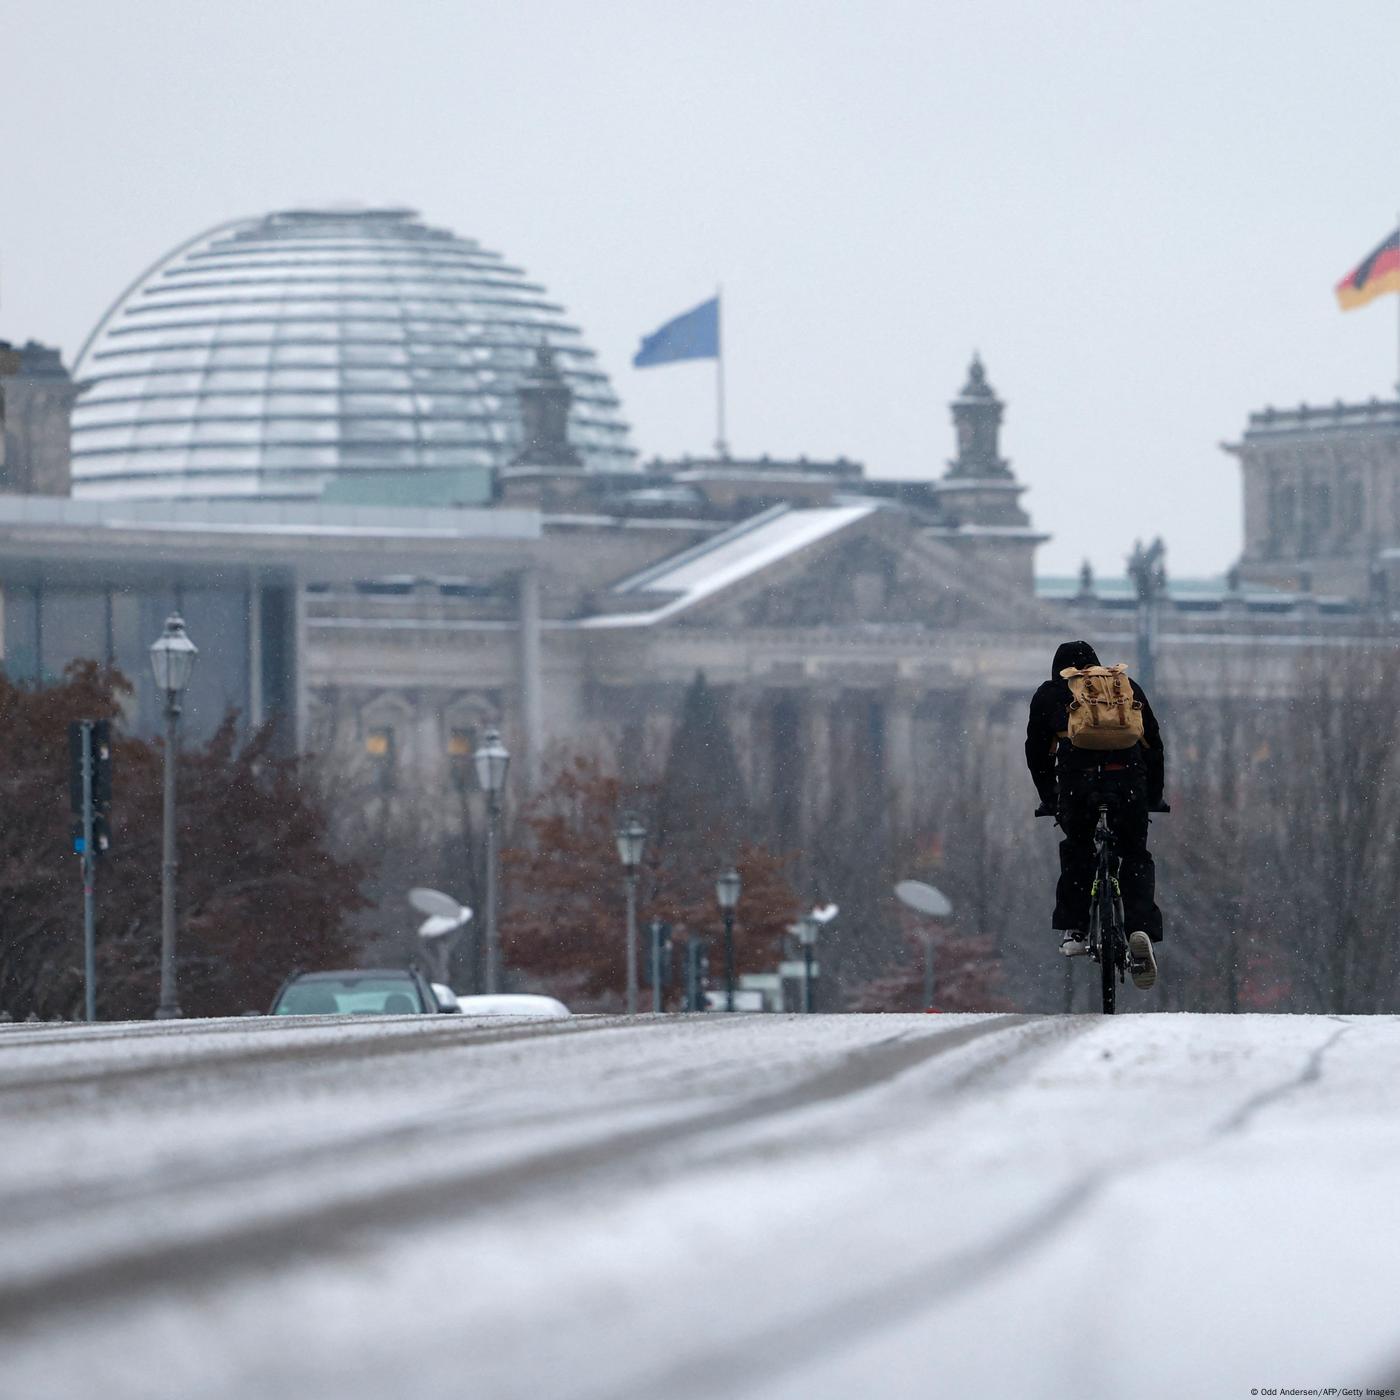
left=453, top=994, right=570, bottom=1019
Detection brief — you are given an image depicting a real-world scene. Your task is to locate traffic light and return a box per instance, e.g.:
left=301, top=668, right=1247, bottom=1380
left=91, top=721, right=112, bottom=810
left=69, top=721, right=112, bottom=813
left=68, top=720, right=114, bottom=857
left=68, top=719, right=112, bottom=1025
left=70, top=812, right=111, bottom=857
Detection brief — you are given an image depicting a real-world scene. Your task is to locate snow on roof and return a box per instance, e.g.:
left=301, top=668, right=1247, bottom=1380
left=581, top=502, right=878, bottom=628
left=1036, top=574, right=1288, bottom=603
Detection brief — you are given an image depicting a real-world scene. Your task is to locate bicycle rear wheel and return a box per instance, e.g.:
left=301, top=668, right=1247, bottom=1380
left=1098, top=885, right=1119, bottom=1015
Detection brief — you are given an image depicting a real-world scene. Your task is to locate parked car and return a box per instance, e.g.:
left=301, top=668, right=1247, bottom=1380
left=269, top=969, right=440, bottom=1017
left=452, top=994, right=570, bottom=1019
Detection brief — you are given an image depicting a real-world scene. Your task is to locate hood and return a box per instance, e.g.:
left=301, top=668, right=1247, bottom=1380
left=1052, top=640, right=1100, bottom=677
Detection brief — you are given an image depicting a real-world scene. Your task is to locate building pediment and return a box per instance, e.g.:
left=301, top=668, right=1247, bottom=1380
left=702, top=522, right=1048, bottom=631
left=728, top=532, right=954, bottom=627
left=582, top=502, right=1050, bottom=633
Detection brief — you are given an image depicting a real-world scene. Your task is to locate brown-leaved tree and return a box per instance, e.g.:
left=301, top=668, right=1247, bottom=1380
left=0, top=663, right=367, bottom=1020
left=500, top=751, right=797, bottom=1008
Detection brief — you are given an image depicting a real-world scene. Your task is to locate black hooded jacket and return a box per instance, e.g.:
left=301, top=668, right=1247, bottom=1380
left=1024, top=641, right=1164, bottom=805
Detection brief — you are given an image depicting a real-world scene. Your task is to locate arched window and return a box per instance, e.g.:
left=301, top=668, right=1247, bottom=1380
left=365, top=726, right=396, bottom=790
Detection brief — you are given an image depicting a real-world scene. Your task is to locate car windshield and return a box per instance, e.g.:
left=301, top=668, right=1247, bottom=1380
left=273, top=977, right=422, bottom=1016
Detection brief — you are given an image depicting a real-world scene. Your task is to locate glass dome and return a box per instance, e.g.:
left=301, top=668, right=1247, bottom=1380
left=71, top=207, right=635, bottom=502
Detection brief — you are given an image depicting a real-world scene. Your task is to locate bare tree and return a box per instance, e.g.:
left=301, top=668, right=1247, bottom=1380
left=1154, top=639, right=1400, bottom=1014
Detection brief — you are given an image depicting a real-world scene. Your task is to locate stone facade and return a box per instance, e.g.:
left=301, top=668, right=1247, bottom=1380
left=300, top=360, right=1072, bottom=837
left=0, top=342, right=75, bottom=495
left=304, top=360, right=1400, bottom=855
left=1225, top=397, right=1400, bottom=599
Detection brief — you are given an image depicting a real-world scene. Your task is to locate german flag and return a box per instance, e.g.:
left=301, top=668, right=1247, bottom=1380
left=1336, top=228, right=1400, bottom=311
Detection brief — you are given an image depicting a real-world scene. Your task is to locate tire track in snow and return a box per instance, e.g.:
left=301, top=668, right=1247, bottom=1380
left=0, top=1015, right=1034, bottom=1331
left=0, top=1013, right=650, bottom=1105
left=664, top=1011, right=1101, bottom=1177
left=602, top=1178, right=1092, bottom=1400
left=595, top=1019, right=1355, bottom=1400
left=0, top=1017, right=837, bottom=1227
left=0, top=1017, right=1039, bottom=1226
left=1213, top=1024, right=1350, bottom=1135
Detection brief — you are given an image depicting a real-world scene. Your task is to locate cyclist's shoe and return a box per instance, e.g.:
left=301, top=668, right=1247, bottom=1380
left=1059, top=932, right=1088, bottom=957
left=1128, top=932, right=1157, bottom=989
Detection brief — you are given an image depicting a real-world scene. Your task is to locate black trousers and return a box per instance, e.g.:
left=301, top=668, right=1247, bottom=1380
left=1053, top=755, right=1163, bottom=942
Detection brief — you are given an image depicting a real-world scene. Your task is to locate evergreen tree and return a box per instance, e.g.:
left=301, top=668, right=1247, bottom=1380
left=656, top=672, right=748, bottom=855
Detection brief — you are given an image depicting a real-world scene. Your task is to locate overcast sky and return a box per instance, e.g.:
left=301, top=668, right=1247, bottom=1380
left=4, top=0, right=1400, bottom=577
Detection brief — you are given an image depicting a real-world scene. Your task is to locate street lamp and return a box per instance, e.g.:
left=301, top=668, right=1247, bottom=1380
left=894, top=880, right=953, bottom=1011
left=473, top=728, right=510, bottom=994
left=149, top=612, right=198, bottom=1020
left=793, top=903, right=837, bottom=1014
left=796, top=915, right=819, bottom=1014
left=716, top=866, right=741, bottom=1012
left=616, top=813, right=646, bottom=1013
left=409, top=887, right=473, bottom=986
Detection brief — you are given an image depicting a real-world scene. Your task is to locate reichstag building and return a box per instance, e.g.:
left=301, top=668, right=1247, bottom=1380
left=3, top=204, right=1398, bottom=847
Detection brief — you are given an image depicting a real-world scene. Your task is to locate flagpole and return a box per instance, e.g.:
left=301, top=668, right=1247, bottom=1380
left=715, top=286, right=728, bottom=458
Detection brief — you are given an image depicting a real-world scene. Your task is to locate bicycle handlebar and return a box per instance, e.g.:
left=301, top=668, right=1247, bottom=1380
left=1034, top=800, right=1171, bottom=817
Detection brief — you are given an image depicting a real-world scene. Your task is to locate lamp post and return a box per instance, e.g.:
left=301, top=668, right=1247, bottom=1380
left=894, top=881, right=953, bottom=1013
left=473, top=728, right=510, bottom=995
left=796, top=915, right=819, bottom=1013
left=149, top=612, right=198, bottom=1020
left=716, top=866, right=741, bottom=1012
left=616, top=813, right=646, bottom=1013
left=409, top=888, right=473, bottom=986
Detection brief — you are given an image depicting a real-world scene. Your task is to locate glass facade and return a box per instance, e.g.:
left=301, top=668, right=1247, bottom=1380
left=1, top=576, right=290, bottom=745
left=71, top=207, right=635, bottom=502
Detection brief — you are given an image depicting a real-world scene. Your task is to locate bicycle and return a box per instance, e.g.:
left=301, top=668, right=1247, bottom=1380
left=1087, top=804, right=1126, bottom=1014
left=1036, top=798, right=1167, bottom=1014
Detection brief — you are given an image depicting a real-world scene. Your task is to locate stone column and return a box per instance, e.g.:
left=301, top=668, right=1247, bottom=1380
left=729, top=687, right=758, bottom=796
left=885, top=686, right=917, bottom=832
left=415, top=695, right=442, bottom=791
left=802, top=689, right=836, bottom=834
left=770, top=694, right=803, bottom=846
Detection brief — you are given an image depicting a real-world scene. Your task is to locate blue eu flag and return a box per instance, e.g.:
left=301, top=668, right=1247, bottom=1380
left=633, top=297, right=720, bottom=368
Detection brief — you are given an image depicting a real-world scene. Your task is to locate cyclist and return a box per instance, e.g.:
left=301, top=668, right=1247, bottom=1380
left=1025, top=640, right=1166, bottom=990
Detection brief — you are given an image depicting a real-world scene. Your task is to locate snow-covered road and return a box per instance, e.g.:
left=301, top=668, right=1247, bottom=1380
left=2, top=1011, right=1398, bottom=1400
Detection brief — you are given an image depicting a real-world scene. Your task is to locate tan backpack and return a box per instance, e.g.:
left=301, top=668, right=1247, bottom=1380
left=1060, top=663, right=1145, bottom=751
